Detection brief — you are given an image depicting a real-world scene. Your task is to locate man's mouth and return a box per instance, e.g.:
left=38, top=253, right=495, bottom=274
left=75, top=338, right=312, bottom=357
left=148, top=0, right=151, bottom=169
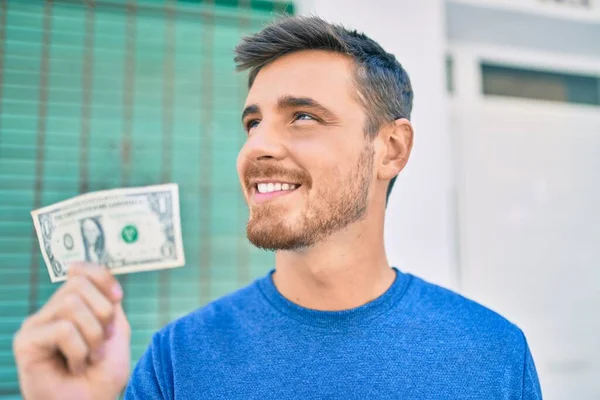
left=251, top=181, right=302, bottom=204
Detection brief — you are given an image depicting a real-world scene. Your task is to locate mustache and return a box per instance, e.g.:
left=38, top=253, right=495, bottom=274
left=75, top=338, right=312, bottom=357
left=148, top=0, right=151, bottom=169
left=244, top=161, right=311, bottom=187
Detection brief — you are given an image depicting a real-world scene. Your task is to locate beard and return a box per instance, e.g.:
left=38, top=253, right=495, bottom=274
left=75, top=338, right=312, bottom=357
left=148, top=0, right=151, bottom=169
left=245, top=142, right=375, bottom=251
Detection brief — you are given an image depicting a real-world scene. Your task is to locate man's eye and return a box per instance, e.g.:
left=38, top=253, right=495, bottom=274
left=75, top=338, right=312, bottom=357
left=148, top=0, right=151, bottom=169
left=293, top=113, right=316, bottom=122
left=246, top=120, right=260, bottom=131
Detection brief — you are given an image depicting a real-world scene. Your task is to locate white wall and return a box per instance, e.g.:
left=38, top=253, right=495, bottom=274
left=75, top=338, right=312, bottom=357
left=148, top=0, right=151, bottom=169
left=449, top=41, right=600, bottom=400
left=446, top=1, right=600, bottom=59
left=447, top=0, right=600, bottom=23
left=295, top=0, right=457, bottom=289
left=447, top=5, right=600, bottom=399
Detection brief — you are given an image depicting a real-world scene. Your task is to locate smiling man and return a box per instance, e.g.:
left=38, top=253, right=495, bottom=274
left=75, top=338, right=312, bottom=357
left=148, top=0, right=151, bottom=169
left=14, top=16, right=542, bottom=399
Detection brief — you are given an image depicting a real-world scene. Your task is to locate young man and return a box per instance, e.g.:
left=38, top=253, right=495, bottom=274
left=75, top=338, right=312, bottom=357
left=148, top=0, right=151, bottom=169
left=13, top=16, right=542, bottom=399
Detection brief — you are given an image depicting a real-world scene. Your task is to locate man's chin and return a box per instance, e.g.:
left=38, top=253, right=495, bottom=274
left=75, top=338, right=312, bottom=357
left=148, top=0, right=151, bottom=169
left=247, top=237, right=311, bottom=252
left=246, top=225, right=313, bottom=251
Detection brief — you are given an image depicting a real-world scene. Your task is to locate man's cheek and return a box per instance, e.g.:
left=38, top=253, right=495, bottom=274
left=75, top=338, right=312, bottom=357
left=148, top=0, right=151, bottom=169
left=236, top=153, right=247, bottom=183
left=235, top=152, right=244, bottom=174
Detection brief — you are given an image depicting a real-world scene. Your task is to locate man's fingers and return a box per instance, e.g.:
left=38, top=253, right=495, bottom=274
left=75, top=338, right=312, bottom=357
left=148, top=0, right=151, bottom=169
left=55, top=320, right=90, bottom=374
left=68, top=263, right=123, bottom=303
left=29, top=264, right=121, bottom=327
left=14, top=320, right=90, bottom=375
left=70, top=275, right=116, bottom=330
left=57, top=294, right=105, bottom=357
left=31, top=280, right=116, bottom=333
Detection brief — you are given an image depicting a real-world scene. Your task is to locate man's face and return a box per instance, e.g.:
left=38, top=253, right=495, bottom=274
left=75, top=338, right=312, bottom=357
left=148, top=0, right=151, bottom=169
left=237, top=50, right=375, bottom=251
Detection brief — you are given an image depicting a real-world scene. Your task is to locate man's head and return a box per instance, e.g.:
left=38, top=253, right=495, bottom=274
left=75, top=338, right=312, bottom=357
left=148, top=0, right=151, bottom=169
left=235, top=16, right=414, bottom=251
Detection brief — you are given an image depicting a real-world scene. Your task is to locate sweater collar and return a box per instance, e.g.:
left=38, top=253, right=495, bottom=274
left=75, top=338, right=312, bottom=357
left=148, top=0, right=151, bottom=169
left=256, top=267, right=412, bottom=329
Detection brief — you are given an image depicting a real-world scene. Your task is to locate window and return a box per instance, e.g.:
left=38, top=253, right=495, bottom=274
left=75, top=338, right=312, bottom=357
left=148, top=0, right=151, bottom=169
left=446, top=54, right=454, bottom=94
left=481, top=63, right=600, bottom=106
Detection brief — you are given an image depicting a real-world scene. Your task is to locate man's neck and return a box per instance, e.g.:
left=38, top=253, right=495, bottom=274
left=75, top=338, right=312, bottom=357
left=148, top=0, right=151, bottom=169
left=272, top=218, right=394, bottom=311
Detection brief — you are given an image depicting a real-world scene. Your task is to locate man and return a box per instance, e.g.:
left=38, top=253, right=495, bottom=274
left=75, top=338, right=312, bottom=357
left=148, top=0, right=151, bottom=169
left=13, top=16, right=542, bottom=399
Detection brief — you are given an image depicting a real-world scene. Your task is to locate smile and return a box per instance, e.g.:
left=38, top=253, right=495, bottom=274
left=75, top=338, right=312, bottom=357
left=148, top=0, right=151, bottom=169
left=252, top=181, right=301, bottom=204
left=257, top=182, right=298, bottom=193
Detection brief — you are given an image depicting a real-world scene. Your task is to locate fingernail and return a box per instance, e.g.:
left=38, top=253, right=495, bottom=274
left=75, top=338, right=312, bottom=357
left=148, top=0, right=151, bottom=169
left=90, top=346, right=105, bottom=363
left=105, top=323, right=115, bottom=339
left=112, top=283, right=123, bottom=300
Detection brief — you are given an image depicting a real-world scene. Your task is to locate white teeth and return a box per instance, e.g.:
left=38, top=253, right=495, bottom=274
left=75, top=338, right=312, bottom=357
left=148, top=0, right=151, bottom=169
left=256, top=182, right=299, bottom=194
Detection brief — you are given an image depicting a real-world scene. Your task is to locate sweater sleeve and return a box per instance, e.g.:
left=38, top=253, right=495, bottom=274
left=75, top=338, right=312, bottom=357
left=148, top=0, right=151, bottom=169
left=521, top=336, right=543, bottom=400
left=124, top=331, right=173, bottom=400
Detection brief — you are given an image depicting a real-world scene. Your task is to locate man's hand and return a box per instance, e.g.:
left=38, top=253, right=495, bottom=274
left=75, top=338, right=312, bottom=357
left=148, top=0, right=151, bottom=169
left=13, top=263, right=131, bottom=400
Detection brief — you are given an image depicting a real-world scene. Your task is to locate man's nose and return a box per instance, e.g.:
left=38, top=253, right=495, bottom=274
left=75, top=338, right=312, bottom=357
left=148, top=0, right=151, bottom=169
left=243, top=123, right=286, bottom=161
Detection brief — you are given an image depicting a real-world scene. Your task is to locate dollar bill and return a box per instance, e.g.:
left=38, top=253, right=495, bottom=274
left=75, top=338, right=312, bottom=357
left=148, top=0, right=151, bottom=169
left=31, top=183, right=185, bottom=283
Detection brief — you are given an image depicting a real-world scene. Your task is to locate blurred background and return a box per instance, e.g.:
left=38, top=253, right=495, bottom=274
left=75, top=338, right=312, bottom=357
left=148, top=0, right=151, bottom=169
left=0, top=0, right=598, bottom=398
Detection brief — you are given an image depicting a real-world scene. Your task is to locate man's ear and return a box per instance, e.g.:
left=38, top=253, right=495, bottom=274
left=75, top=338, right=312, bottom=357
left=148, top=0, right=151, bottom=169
left=377, top=118, right=414, bottom=181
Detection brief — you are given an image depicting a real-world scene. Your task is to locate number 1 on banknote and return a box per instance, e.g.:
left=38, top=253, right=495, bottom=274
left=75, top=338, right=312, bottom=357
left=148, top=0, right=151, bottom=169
left=31, top=183, right=186, bottom=282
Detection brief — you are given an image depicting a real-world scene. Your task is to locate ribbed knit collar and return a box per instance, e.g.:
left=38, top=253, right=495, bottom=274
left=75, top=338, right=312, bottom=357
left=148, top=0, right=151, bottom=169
left=256, top=267, right=412, bottom=329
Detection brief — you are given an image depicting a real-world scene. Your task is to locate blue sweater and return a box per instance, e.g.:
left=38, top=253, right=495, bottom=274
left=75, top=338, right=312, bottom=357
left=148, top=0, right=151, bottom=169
left=125, top=267, right=542, bottom=399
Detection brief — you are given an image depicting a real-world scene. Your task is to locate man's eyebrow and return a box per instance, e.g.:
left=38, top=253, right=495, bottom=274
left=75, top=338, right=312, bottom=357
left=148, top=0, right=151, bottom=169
left=241, top=104, right=260, bottom=123
left=277, top=96, right=338, bottom=119
left=241, top=96, right=339, bottom=123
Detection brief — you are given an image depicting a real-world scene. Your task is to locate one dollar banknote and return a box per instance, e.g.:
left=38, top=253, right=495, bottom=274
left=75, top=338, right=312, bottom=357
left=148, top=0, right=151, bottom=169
left=31, top=183, right=185, bottom=282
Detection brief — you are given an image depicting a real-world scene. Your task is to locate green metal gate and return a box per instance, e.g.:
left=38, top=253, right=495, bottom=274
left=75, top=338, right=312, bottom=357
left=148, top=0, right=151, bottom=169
left=0, top=0, right=292, bottom=396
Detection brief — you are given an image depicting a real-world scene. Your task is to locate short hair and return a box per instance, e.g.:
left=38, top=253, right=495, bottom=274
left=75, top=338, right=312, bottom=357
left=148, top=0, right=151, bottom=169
left=234, top=15, right=413, bottom=205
